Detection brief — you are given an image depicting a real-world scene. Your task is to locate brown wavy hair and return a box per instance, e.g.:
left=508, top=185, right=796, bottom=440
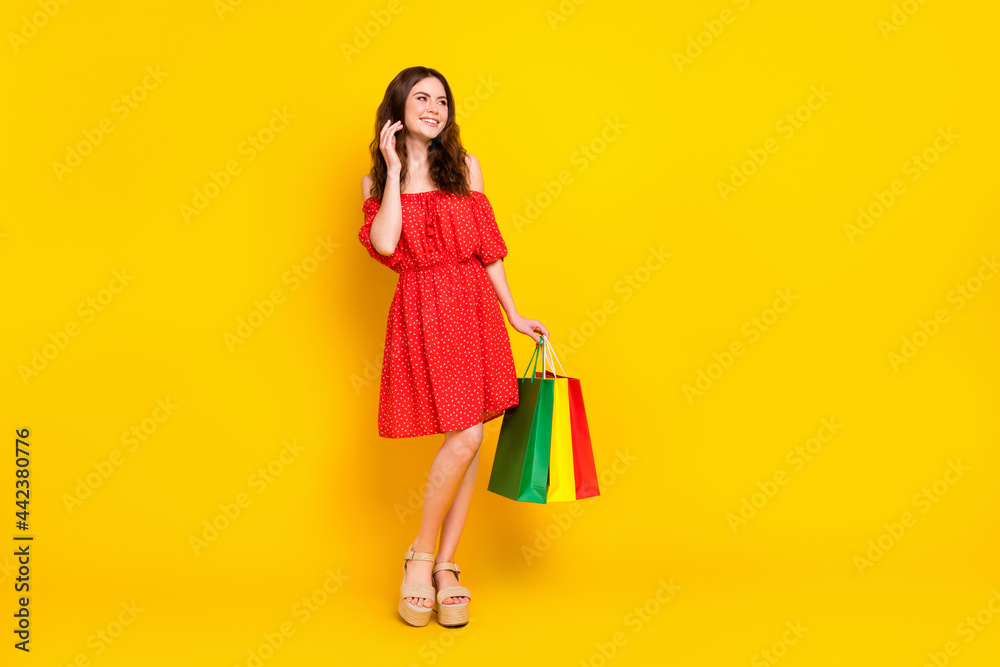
left=367, top=66, right=471, bottom=200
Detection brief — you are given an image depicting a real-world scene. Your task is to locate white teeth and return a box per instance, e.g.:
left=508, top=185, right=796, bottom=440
left=421, top=118, right=438, bottom=126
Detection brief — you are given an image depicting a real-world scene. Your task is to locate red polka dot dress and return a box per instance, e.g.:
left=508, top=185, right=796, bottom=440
left=358, top=189, right=519, bottom=438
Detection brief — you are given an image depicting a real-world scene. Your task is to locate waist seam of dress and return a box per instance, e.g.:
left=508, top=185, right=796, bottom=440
left=401, top=256, right=477, bottom=272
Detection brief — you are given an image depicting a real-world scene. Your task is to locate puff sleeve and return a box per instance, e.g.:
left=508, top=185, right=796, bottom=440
left=359, top=197, right=403, bottom=272
left=472, top=191, right=508, bottom=264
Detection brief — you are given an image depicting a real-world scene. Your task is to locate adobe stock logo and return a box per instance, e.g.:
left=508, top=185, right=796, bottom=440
left=52, top=66, right=169, bottom=182
left=54, top=600, right=145, bottom=664
left=550, top=245, right=670, bottom=360
left=853, top=459, right=969, bottom=575
left=751, top=620, right=809, bottom=667
left=878, top=0, right=932, bottom=40
left=683, top=288, right=798, bottom=403
left=188, top=439, right=306, bottom=555
left=521, top=449, right=637, bottom=566
left=578, top=578, right=682, bottom=667
left=844, top=126, right=959, bottom=243
left=917, top=588, right=1000, bottom=667
left=671, top=0, right=753, bottom=73
left=179, top=107, right=294, bottom=223
left=62, top=398, right=179, bottom=514
left=727, top=418, right=842, bottom=534
left=512, top=117, right=628, bottom=233
left=717, top=86, right=832, bottom=201
left=8, top=0, right=73, bottom=54
left=887, top=254, right=997, bottom=372
left=18, top=268, right=134, bottom=385
left=340, top=0, right=405, bottom=63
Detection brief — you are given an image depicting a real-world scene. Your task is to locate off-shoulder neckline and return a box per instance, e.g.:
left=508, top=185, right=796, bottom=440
left=364, top=190, right=486, bottom=204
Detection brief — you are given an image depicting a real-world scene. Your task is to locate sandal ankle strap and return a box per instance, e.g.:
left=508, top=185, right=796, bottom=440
left=433, top=562, right=461, bottom=576
left=405, top=549, right=435, bottom=562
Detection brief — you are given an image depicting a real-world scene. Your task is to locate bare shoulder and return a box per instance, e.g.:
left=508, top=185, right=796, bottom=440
left=465, top=153, right=484, bottom=193
left=361, top=173, right=374, bottom=201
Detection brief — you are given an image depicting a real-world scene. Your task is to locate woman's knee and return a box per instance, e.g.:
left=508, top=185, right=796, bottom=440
left=444, top=423, right=483, bottom=461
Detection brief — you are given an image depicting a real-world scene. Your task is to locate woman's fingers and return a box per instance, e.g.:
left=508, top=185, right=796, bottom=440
left=379, top=120, right=399, bottom=147
left=382, top=123, right=396, bottom=149
left=382, top=120, right=401, bottom=140
left=379, top=120, right=403, bottom=166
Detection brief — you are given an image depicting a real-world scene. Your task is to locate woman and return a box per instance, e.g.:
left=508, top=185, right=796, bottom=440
left=358, top=66, right=549, bottom=628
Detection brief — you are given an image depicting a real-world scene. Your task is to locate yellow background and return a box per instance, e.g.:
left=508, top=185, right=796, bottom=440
left=2, top=0, right=998, bottom=664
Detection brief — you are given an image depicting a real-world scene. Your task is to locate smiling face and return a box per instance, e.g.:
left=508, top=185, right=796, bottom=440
left=404, top=76, right=448, bottom=139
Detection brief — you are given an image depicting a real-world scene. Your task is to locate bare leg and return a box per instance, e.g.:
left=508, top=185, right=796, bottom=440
left=403, top=422, right=483, bottom=608
left=435, top=445, right=479, bottom=604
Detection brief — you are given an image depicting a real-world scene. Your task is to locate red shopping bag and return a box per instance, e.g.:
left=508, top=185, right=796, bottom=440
left=567, top=376, right=599, bottom=499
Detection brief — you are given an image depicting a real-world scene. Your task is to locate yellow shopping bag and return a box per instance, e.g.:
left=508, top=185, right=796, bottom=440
left=536, top=340, right=577, bottom=503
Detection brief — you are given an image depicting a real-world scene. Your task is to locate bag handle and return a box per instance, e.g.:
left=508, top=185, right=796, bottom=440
left=540, top=335, right=567, bottom=377
left=520, top=335, right=567, bottom=382
left=521, top=338, right=542, bottom=381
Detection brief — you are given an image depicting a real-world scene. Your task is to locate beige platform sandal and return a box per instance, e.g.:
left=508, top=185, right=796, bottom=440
left=432, top=562, right=471, bottom=627
left=398, top=547, right=436, bottom=627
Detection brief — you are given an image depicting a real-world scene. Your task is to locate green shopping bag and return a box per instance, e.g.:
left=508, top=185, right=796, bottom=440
left=487, top=338, right=555, bottom=503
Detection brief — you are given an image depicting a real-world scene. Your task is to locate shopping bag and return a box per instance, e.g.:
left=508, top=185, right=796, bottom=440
left=541, top=343, right=577, bottom=502
left=567, top=374, right=600, bottom=499
left=533, top=339, right=600, bottom=500
left=487, top=339, right=555, bottom=503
